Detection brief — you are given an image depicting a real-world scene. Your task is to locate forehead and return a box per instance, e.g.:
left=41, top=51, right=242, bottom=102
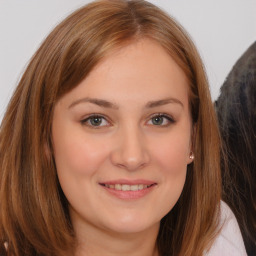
left=58, top=39, right=190, bottom=109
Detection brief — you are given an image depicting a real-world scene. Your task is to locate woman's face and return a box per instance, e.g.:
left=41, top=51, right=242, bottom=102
left=52, top=39, right=193, bottom=237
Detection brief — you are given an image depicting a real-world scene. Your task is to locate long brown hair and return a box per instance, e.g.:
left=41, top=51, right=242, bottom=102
left=0, top=1, right=221, bottom=255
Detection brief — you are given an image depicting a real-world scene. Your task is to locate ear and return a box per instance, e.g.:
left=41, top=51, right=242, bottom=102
left=187, top=123, right=197, bottom=164
left=187, top=151, right=194, bottom=164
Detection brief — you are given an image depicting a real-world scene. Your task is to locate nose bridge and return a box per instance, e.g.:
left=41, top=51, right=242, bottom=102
left=111, top=123, right=149, bottom=170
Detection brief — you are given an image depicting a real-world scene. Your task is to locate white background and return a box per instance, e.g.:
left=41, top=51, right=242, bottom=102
left=0, top=0, right=256, bottom=121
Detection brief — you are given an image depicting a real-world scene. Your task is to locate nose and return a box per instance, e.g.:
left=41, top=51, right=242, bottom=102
left=110, top=126, right=150, bottom=171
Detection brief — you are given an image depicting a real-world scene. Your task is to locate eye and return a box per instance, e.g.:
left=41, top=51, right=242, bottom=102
left=147, top=114, right=175, bottom=126
left=81, top=115, right=109, bottom=128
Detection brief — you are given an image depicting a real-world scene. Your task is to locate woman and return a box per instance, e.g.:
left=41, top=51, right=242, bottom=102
left=216, top=41, right=256, bottom=256
left=0, top=0, right=246, bottom=255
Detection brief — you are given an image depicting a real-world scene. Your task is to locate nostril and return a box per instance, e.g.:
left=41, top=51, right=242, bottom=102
left=109, top=132, right=150, bottom=170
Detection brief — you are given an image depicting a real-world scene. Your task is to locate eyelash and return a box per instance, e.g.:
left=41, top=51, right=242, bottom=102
left=80, top=113, right=175, bottom=128
left=147, top=113, right=175, bottom=127
left=80, top=114, right=111, bottom=128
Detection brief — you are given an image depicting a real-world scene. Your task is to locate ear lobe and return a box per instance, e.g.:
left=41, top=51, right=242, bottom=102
left=187, top=151, right=194, bottom=164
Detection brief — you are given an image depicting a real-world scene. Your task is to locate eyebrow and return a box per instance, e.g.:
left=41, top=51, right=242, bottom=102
left=68, top=97, right=183, bottom=109
left=69, top=97, right=119, bottom=109
left=145, top=98, right=184, bottom=108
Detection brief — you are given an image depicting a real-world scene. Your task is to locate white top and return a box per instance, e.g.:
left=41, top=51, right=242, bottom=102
left=206, top=201, right=247, bottom=256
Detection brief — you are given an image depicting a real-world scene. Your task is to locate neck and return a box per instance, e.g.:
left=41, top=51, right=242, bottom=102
left=73, top=221, right=160, bottom=256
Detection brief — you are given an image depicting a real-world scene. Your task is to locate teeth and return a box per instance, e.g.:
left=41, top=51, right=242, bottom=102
left=122, top=184, right=130, bottom=191
left=115, top=184, right=121, bottom=190
left=104, top=184, right=150, bottom=191
left=131, top=185, right=138, bottom=191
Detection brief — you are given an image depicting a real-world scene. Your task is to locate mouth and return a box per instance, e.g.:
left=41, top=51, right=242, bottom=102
left=99, top=181, right=157, bottom=200
left=100, top=183, right=154, bottom=191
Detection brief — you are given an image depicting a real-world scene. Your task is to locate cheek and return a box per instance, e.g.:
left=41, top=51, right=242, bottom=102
left=52, top=124, right=110, bottom=177
left=153, top=139, right=189, bottom=213
left=151, top=131, right=191, bottom=173
left=158, top=145, right=188, bottom=173
left=149, top=127, right=191, bottom=208
left=156, top=142, right=188, bottom=190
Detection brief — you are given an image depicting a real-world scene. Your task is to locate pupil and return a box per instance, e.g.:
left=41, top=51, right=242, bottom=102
left=90, top=117, right=102, bottom=126
left=152, top=116, right=163, bottom=125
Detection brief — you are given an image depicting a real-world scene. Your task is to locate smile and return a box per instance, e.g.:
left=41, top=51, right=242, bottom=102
left=99, top=181, right=156, bottom=200
left=102, top=184, right=152, bottom=191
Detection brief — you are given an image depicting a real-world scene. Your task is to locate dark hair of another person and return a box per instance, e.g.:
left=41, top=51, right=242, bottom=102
left=215, top=41, right=256, bottom=256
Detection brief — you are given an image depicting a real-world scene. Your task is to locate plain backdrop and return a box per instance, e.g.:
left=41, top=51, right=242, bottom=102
left=0, top=0, right=256, bottom=121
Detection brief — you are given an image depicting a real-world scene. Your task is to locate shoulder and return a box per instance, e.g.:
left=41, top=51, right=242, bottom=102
left=206, top=201, right=247, bottom=256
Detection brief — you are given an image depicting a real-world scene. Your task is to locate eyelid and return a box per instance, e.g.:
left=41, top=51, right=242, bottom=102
left=80, top=112, right=175, bottom=128
left=146, top=112, right=175, bottom=126
left=80, top=113, right=111, bottom=128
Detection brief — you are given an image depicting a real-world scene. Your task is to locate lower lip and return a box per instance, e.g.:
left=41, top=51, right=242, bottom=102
left=100, top=184, right=156, bottom=200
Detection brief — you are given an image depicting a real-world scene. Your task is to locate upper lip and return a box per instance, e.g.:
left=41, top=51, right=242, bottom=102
left=99, top=179, right=156, bottom=186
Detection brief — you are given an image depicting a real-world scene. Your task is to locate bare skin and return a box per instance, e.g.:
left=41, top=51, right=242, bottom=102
left=52, top=39, right=193, bottom=256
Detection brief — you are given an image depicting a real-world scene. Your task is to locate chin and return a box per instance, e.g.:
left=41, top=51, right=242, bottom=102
left=102, top=214, right=160, bottom=234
